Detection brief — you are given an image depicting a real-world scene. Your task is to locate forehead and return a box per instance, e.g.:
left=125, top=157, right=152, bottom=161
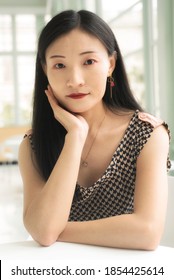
left=46, top=28, right=107, bottom=56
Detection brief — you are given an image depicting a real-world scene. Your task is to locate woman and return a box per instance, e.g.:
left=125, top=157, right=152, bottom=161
left=19, top=10, right=171, bottom=249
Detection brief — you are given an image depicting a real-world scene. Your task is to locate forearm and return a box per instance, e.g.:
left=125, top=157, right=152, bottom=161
left=24, top=133, right=83, bottom=245
left=58, top=214, right=161, bottom=250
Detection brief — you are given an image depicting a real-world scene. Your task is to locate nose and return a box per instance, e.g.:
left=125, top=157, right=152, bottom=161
left=66, top=68, right=85, bottom=88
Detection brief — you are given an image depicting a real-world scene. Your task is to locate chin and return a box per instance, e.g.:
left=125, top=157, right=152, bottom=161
left=65, top=105, right=92, bottom=115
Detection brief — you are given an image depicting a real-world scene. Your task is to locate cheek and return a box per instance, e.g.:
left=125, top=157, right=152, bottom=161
left=92, top=64, right=109, bottom=81
left=90, top=70, right=108, bottom=94
left=47, top=70, right=58, bottom=85
left=47, top=72, right=64, bottom=93
left=45, top=76, right=63, bottom=104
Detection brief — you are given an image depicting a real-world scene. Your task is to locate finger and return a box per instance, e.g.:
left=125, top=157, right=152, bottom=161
left=45, top=89, right=54, bottom=109
left=45, top=88, right=68, bottom=122
left=46, top=85, right=54, bottom=98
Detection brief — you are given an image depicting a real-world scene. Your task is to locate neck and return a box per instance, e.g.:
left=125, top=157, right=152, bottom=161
left=80, top=102, right=107, bottom=168
left=79, top=102, right=107, bottom=131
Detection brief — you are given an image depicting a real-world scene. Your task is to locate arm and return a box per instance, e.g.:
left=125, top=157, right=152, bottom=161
left=19, top=87, right=88, bottom=246
left=58, top=125, right=169, bottom=250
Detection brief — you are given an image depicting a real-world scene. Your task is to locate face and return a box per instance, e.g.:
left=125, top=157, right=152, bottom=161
left=44, top=28, right=115, bottom=113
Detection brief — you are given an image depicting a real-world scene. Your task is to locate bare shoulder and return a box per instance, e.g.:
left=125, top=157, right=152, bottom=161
left=152, top=123, right=170, bottom=140
left=18, top=131, right=45, bottom=210
left=18, top=134, right=45, bottom=217
left=137, top=123, right=170, bottom=171
left=138, top=110, right=170, bottom=143
left=145, top=124, right=169, bottom=150
left=18, top=131, right=33, bottom=163
left=18, top=130, right=44, bottom=185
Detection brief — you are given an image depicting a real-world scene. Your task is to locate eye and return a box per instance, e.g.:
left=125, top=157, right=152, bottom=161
left=55, top=63, right=65, bottom=69
left=84, top=59, right=95, bottom=65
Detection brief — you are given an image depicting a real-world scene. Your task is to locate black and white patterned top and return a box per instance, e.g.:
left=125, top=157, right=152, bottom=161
left=24, top=110, right=171, bottom=222
left=68, top=110, right=171, bottom=221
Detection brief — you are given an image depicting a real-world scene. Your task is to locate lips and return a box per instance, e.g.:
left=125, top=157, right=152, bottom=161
left=67, top=93, right=89, bottom=99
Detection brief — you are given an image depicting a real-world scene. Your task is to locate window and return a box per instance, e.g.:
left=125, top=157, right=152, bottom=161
left=102, top=0, right=145, bottom=108
left=101, top=0, right=174, bottom=174
left=0, top=14, right=37, bottom=126
left=0, top=15, right=12, bottom=51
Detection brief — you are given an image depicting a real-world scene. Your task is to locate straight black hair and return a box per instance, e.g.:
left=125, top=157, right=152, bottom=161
left=32, top=9, right=143, bottom=180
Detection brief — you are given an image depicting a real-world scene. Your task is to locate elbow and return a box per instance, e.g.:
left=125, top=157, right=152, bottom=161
left=37, top=235, right=56, bottom=247
left=141, top=239, right=159, bottom=251
left=36, top=231, right=60, bottom=247
left=138, top=223, right=162, bottom=251
left=24, top=218, right=65, bottom=247
left=31, top=228, right=62, bottom=247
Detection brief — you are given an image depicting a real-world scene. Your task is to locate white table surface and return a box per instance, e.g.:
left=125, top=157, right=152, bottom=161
left=0, top=240, right=174, bottom=261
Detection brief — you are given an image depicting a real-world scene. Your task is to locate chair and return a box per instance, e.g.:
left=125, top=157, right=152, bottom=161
left=160, top=176, right=174, bottom=247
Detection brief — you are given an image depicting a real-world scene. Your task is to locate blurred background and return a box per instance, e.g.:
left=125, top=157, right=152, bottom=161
left=0, top=0, right=174, bottom=244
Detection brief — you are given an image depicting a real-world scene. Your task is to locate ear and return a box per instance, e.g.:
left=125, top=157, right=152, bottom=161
left=108, top=51, right=117, bottom=76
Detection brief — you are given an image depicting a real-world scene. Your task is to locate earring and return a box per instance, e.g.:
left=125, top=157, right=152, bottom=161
left=108, top=76, right=115, bottom=98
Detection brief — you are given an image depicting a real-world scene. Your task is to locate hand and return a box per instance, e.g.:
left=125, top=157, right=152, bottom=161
left=45, top=85, right=89, bottom=142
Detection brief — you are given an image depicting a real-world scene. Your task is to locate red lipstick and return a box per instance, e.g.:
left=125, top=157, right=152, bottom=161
left=67, top=93, right=89, bottom=99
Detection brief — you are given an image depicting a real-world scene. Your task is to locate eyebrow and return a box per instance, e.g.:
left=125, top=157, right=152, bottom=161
left=49, top=51, right=97, bottom=59
left=80, top=51, right=97, bottom=55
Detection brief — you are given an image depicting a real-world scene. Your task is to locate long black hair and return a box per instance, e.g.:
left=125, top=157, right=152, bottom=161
left=32, top=9, right=143, bottom=180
